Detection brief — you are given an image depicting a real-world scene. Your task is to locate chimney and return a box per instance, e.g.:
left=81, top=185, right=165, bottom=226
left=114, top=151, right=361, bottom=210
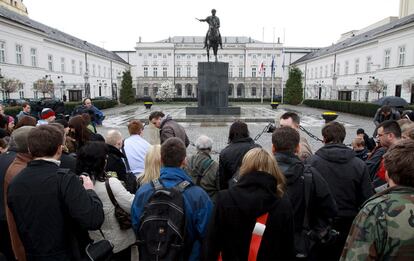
left=139, top=36, right=142, bottom=43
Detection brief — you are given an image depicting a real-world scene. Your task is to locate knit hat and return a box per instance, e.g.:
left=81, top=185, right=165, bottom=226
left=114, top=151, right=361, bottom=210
left=40, top=108, right=55, bottom=120
left=7, top=116, right=14, bottom=124
left=10, top=126, right=35, bottom=153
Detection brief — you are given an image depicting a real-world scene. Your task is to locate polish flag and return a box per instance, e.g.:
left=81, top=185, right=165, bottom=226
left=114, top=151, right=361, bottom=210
left=259, top=61, right=264, bottom=75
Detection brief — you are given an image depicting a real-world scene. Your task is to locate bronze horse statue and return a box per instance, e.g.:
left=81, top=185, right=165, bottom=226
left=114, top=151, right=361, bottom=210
left=206, top=26, right=220, bottom=62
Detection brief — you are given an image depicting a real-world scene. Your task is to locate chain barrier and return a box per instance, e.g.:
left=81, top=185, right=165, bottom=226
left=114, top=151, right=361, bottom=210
left=299, top=125, right=324, bottom=143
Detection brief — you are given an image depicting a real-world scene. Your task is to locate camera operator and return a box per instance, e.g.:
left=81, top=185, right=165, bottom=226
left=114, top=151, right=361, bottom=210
left=279, top=112, right=313, bottom=161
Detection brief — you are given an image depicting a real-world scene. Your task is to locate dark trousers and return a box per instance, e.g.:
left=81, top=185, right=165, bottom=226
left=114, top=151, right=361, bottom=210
left=111, top=246, right=131, bottom=261
left=0, top=220, right=15, bottom=261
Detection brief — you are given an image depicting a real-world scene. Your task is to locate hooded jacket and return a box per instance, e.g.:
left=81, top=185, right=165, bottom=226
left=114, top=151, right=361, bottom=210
left=275, top=152, right=337, bottom=233
left=306, top=144, right=374, bottom=218
left=202, top=171, right=295, bottom=260
left=218, top=137, right=260, bottom=189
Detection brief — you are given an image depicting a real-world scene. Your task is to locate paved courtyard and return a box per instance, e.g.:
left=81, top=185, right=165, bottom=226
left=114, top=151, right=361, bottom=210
left=97, top=103, right=376, bottom=159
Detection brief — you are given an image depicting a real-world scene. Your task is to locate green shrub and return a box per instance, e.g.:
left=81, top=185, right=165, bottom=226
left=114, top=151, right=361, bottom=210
left=120, top=71, right=135, bottom=105
left=285, top=67, right=303, bottom=105
left=4, top=106, right=21, bottom=117
left=303, top=99, right=380, bottom=117
left=63, top=100, right=118, bottom=115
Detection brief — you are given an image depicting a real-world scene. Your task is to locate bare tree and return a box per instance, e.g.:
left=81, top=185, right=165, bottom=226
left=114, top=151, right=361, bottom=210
left=0, top=78, right=21, bottom=99
left=33, top=78, right=55, bottom=98
left=403, top=78, right=414, bottom=92
left=368, top=79, right=387, bottom=99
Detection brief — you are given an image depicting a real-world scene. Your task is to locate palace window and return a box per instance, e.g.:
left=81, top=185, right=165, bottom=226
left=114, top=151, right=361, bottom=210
left=15, top=44, right=23, bottom=65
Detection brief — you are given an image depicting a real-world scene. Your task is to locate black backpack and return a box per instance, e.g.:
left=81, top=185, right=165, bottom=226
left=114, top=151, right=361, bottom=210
left=295, top=165, right=339, bottom=258
left=137, top=179, right=191, bottom=260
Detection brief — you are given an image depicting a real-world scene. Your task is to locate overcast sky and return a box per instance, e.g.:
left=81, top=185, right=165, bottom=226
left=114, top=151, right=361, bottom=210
left=24, top=0, right=399, bottom=51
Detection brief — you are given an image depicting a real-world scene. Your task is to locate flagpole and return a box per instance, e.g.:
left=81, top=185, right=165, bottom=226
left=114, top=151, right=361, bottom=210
left=271, top=27, right=275, bottom=103
left=261, top=27, right=264, bottom=104
left=281, top=28, right=286, bottom=104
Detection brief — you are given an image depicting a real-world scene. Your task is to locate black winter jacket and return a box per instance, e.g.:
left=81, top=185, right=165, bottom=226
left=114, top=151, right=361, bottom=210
left=7, top=160, right=104, bottom=260
left=275, top=152, right=337, bottom=234
left=306, top=144, right=374, bottom=218
left=105, top=144, right=137, bottom=193
left=202, top=171, right=295, bottom=260
left=218, top=137, right=260, bottom=189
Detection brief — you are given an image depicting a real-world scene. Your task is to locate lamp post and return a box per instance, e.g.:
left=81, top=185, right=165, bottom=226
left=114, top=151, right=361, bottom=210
left=58, top=76, right=65, bottom=100
left=84, top=71, right=90, bottom=98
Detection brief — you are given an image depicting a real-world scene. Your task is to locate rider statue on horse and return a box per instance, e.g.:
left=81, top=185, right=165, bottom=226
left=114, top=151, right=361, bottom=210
left=197, top=9, right=223, bottom=62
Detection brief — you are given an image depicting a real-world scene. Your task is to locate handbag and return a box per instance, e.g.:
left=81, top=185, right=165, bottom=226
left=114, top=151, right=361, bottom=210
left=85, top=230, right=114, bottom=261
left=105, top=179, right=132, bottom=230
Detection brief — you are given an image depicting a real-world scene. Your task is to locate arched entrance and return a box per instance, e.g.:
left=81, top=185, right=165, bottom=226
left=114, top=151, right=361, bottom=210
left=237, top=83, right=245, bottom=98
left=185, top=84, right=193, bottom=97
left=175, top=84, right=182, bottom=97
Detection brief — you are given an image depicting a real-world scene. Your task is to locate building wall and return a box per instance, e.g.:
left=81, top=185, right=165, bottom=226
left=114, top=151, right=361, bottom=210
left=123, top=38, right=314, bottom=99
left=296, top=23, right=414, bottom=103
left=400, top=0, right=414, bottom=17
left=0, top=0, right=27, bottom=16
left=0, top=19, right=128, bottom=101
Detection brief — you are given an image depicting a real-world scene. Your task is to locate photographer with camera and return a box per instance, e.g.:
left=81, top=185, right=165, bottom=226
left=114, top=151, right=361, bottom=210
left=279, top=112, right=313, bottom=161
left=272, top=127, right=338, bottom=259
left=7, top=125, right=104, bottom=260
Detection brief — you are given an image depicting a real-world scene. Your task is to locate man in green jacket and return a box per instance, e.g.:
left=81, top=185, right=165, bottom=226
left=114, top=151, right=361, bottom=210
left=184, top=135, right=219, bottom=201
left=341, top=139, right=414, bottom=260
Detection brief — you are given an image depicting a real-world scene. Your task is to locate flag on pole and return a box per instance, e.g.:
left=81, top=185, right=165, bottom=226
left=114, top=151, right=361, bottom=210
left=271, top=55, right=275, bottom=75
left=259, top=61, right=265, bottom=75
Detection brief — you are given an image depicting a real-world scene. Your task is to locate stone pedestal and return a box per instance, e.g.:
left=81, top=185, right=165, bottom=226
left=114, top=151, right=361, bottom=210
left=186, top=62, right=240, bottom=115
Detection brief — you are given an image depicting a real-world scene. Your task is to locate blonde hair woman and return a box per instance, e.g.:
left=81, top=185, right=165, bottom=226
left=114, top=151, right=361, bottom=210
left=203, top=148, right=295, bottom=260
left=140, top=145, right=161, bottom=185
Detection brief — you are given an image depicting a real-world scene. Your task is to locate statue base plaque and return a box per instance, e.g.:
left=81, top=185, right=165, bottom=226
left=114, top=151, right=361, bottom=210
left=186, top=62, right=240, bottom=115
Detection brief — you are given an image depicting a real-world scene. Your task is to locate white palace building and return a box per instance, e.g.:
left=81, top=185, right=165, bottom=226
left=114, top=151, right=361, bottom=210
left=1, top=0, right=414, bottom=103
left=294, top=0, right=414, bottom=103
left=115, top=37, right=314, bottom=99
left=0, top=0, right=129, bottom=101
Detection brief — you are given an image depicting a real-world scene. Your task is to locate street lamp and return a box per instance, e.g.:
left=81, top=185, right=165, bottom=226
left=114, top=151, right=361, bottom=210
left=58, top=76, right=65, bottom=100
left=355, top=77, right=362, bottom=85
left=368, top=76, right=376, bottom=84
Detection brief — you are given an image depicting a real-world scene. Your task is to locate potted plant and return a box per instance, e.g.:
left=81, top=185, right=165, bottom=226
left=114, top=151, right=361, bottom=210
left=143, top=96, right=153, bottom=109
left=321, top=111, right=338, bottom=123
left=270, top=102, right=279, bottom=109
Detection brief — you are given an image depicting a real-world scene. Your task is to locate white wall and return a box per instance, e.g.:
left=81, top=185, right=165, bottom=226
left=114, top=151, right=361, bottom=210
left=0, top=20, right=129, bottom=100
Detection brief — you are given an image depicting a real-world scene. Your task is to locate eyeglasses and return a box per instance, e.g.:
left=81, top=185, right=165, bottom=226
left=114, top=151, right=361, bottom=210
left=376, top=132, right=390, bottom=137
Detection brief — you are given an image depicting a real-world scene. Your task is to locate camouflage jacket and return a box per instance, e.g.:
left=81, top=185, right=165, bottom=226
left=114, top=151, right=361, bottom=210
left=341, top=186, right=414, bottom=260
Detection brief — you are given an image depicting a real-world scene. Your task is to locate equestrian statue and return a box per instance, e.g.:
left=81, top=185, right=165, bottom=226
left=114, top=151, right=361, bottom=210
left=197, top=9, right=223, bottom=62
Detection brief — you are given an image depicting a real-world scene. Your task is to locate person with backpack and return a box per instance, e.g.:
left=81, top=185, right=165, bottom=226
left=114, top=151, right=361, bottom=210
left=131, top=137, right=213, bottom=261
left=202, top=147, right=295, bottom=260
left=76, top=141, right=137, bottom=261
left=272, top=127, right=338, bottom=259
left=306, top=122, right=374, bottom=260
left=184, top=135, right=220, bottom=201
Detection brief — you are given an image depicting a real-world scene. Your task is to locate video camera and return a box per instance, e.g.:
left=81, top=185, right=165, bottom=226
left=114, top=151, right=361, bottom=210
left=265, top=122, right=276, bottom=133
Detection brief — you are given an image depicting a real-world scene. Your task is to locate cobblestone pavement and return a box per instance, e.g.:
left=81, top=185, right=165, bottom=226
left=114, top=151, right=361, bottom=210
left=97, top=103, right=376, bottom=160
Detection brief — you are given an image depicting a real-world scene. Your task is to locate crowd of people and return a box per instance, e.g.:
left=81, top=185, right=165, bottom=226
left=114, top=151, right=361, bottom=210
left=0, top=103, right=414, bottom=261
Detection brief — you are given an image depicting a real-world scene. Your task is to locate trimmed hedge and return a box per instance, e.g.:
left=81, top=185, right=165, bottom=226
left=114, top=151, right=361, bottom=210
left=303, top=99, right=381, bottom=117
left=135, top=97, right=283, bottom=103
left=4, top=106, right=21, bottom=117
left=64, top=99, right=118, bottom=114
